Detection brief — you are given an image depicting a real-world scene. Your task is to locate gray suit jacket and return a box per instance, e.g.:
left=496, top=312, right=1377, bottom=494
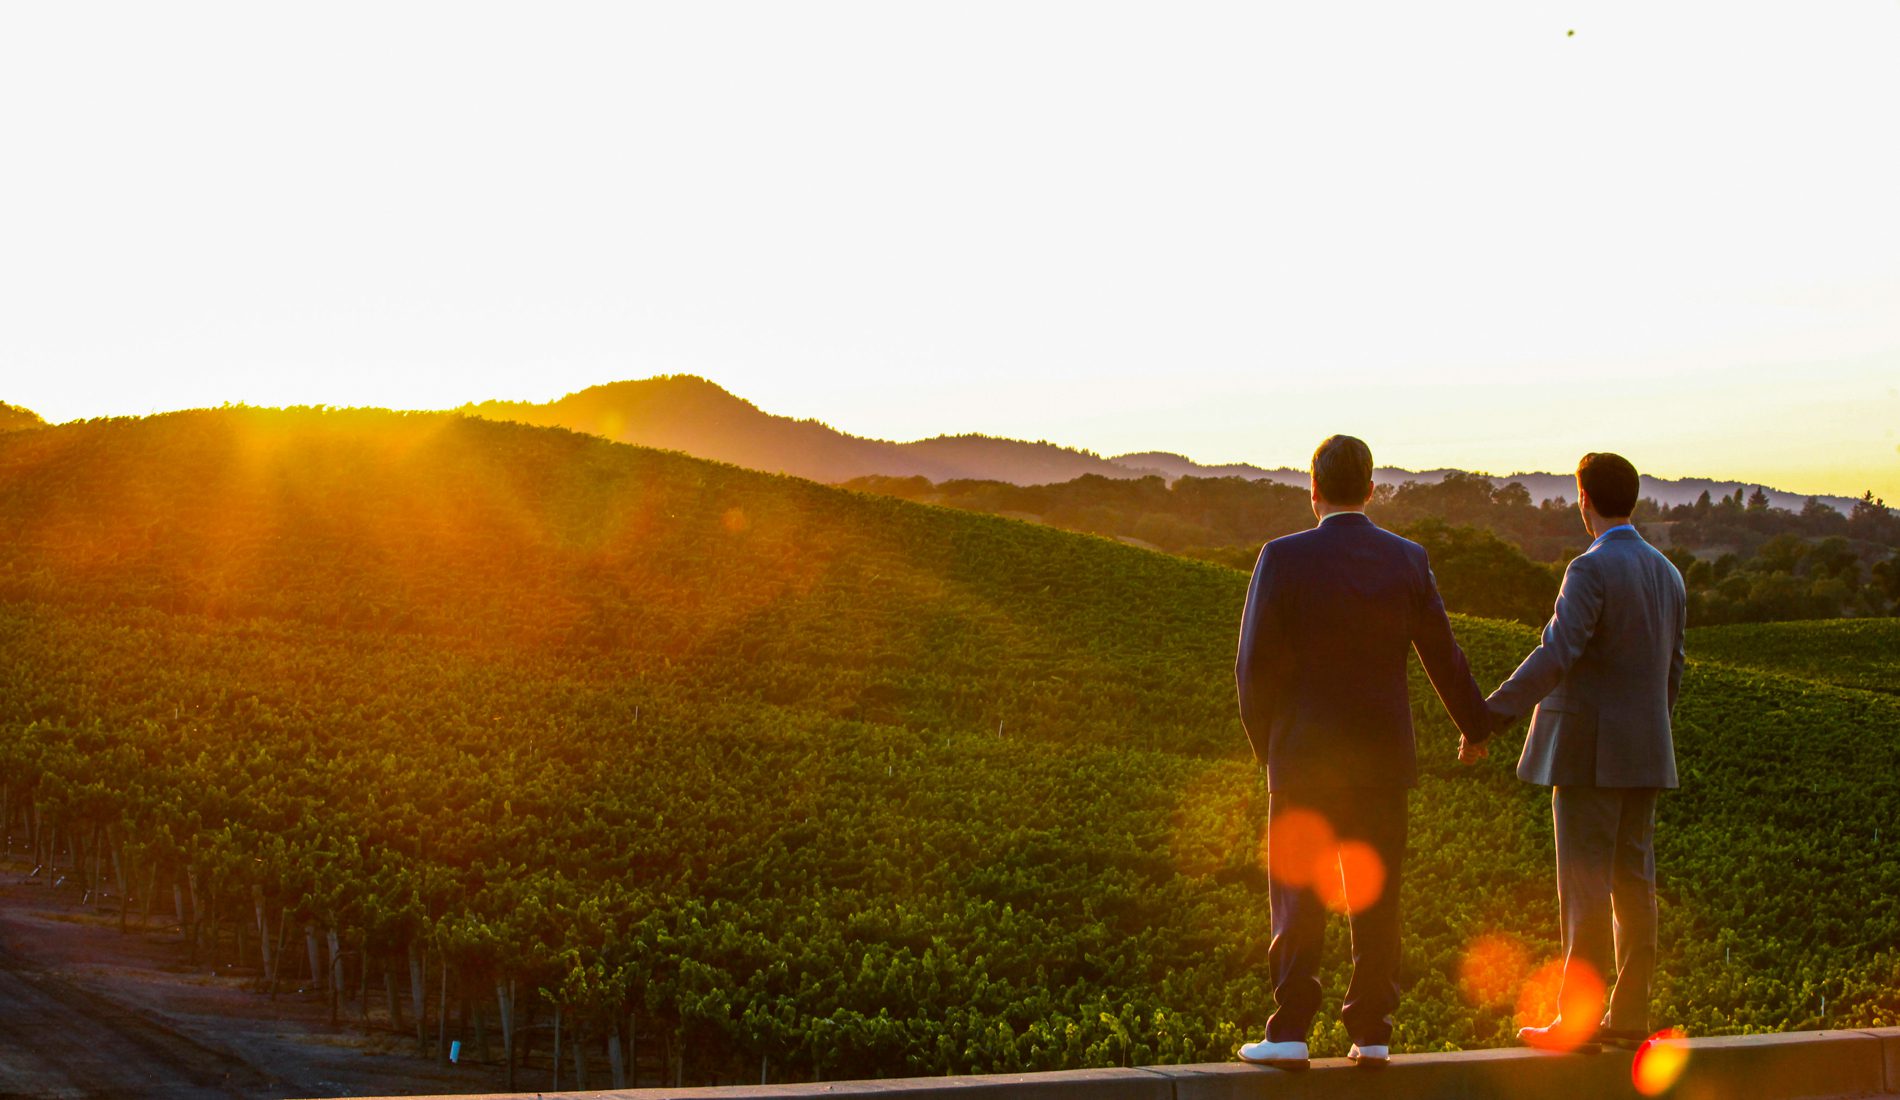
left=1489, top=528, right=1686, bottom=788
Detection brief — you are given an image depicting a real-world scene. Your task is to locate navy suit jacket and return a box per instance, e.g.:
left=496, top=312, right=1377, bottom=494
left=1235, top=512, right=1491, bottom=791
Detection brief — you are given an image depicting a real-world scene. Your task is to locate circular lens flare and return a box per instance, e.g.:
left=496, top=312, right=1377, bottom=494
left=1632, top=1028, right=1690, bottom=1096
left=1514, top=958, right=1606, bottom=1051
left=1263, top=809, right=1335, bottom=888
left=1315, top=840, right=1386, bottom=915
left=1459, top=934, right=1530, bottom=1006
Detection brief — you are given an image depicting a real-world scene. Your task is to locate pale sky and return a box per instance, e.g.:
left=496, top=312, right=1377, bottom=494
left=3, top=2, right=1896, bottom=500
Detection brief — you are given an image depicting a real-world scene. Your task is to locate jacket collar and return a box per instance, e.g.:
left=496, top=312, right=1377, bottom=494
left=1318, top=511, right=1374, bottom=528
left=1589, top=524, right=1643, bottom=550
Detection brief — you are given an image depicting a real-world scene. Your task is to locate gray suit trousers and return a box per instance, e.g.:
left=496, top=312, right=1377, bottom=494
left=1553, top=786, right=1660, bottom=1033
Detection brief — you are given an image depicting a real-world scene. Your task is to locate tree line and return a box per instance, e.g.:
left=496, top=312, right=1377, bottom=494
left=842, top=473, right=1900, bottom=627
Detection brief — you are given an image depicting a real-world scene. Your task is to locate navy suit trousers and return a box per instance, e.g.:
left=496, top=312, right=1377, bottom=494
left=1266, top=787, right=1408, bottom=1046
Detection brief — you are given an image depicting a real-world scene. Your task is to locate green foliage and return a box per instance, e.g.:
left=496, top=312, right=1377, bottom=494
left=1674, top=534, right=1896, bottom=624
left=1, top=408, right=1896, bottom=1085
left=1393, top=519, right=1559, bottom=627
left=839, top=471, right=1316, bottom=557
left=1659, top=666, right=1900, bottom=1032
left=1686, top=619, right=1900, bottom=696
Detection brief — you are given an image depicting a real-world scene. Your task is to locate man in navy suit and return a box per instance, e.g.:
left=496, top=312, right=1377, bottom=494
left=1234, top=434, right=1494, bottom=1070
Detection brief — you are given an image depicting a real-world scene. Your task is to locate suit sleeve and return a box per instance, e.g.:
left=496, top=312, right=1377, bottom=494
left=1667, top=568, right=1687, bottom=712
left=1234, top=543, right=1281, bottom=766
left=1488, top=554, right=1606, bottom=716
left=1409, top=548, right=1493, bottom=742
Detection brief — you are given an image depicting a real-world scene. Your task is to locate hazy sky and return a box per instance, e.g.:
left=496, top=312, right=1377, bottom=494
left=4, top=3, right=1896, bottom=499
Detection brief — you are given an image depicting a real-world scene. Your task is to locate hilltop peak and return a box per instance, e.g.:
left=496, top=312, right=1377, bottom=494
left=459, top=376, right=1153, bottom=486
left=0, top=402, right=47, bottom=432
left=566, top=374, right=747, bottom=402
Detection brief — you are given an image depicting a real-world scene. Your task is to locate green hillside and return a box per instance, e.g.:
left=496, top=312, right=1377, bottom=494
left=0, top=408, right=1895, bottom=1086
left=0, top=408, right=1238, bottom=752
left=1687, top=619, right=1900, bottom=695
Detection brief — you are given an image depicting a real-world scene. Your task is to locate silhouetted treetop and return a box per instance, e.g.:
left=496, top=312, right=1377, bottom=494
left=0, top=401, right=46, bottom=432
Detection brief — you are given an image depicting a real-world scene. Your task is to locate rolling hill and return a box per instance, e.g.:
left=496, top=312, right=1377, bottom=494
left=459, top=376, right=1160, bottom=487
left=457, top=375, right=1859, bottom=513
left=0, top=406, right=1234, bottom=747
left=0, top=407, right=1894, bottom=1084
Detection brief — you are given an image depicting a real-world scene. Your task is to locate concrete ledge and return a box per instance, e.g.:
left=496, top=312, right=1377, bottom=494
left=333, top=1028, right=1900, bottom=1100
left=1150, top=1047, right=1639, bottom=1100
left=337, top=1068, right=1173, bottom=1100
left=1663, top=1030, right=1886, bottom=1100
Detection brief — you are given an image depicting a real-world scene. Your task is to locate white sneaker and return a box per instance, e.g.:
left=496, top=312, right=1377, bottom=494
left=1237, top=1038, right=1310, bottom=1069
left=1349, top=1043, right=1390, bottom=1065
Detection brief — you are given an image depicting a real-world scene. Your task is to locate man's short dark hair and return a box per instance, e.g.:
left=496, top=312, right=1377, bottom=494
left=1312, top=435, right=1374, bottom=505
left=1577, top=452, right=1640, bottom=517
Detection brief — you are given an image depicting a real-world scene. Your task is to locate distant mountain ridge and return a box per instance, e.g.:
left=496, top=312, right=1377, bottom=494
left=460, top=376, right=1162, bottom=486
left=461, top=376, right=1858, bottom=514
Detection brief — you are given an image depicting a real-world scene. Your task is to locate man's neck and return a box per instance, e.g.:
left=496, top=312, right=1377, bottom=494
left=1587, top=515, right=1633, bottom=539
left=1313, top=501, right=1367, bottom=520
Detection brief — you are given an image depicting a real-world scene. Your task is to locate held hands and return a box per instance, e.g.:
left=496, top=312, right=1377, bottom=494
left=1457, top=701, right=1511, bottom=766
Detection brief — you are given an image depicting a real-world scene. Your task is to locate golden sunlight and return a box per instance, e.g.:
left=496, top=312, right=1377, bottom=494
left=1632, top=1028, right=1691, bottom=1096
left=1458, top=933, right=1531, bottom=1007
left=1514, top=958, right=1606, bottom=1051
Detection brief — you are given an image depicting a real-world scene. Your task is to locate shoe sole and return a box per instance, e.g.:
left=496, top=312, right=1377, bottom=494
left=1520, top=1041, right=1603, bottom=1055
left=1238, top=1056, right=1310, bottom=1071
left=1349, top=1055, right=1389, bottom=1069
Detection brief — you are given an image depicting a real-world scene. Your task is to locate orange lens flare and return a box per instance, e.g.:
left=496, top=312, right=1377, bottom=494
left=1263, top=809, right=1335, bottom=888
left=1315, top=840, right=1386, bottom=915
left=1514, top=958, right=1606, bottom=1051
left=1458, top=934, right=1530, bottom=1006
left=1632, top=1028, right=1690, bottom=1096
left=1262, top=811, right=1386, bottom=915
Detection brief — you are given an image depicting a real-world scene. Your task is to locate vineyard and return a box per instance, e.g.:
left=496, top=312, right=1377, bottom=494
left=0, top=408, right=1896, bottom=1088
left=1686, top=618, right=1900, bottom=696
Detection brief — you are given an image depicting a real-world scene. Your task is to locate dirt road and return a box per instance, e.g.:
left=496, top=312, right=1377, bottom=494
left=0, top=867, right=506, bottom=1099
left=0, top=934, right=275, bottom=1098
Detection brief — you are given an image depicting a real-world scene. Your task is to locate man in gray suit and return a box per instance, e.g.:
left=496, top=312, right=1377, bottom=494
left=1461, top=452, right=1686, bottom=1051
